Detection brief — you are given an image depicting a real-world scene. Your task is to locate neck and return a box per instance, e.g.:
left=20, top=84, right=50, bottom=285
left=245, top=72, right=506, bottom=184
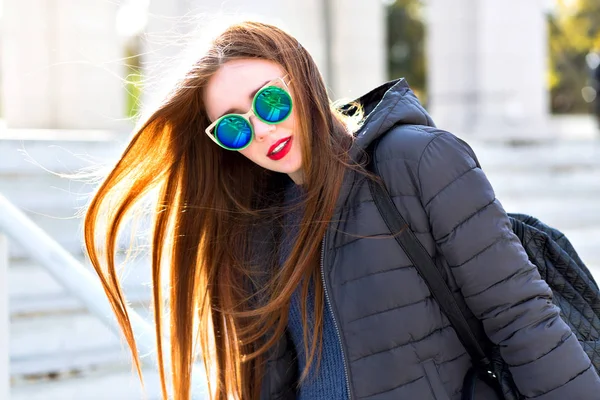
left=288, top=169, right=304, bottom=185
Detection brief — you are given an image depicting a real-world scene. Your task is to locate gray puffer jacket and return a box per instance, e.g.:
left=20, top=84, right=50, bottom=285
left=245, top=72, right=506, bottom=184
left=259, top=79, right=600, bottom=399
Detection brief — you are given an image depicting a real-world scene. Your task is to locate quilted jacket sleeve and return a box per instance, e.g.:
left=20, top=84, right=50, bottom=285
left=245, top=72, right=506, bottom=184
left=416, top=130, right=600, bottom=399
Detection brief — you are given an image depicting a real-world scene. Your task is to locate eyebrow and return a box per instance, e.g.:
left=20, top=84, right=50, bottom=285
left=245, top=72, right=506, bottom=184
left=214, top=78, right=273, bottom=120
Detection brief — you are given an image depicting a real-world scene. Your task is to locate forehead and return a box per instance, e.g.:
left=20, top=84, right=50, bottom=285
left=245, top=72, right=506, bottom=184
left=204, top=59, right=285, bottom=121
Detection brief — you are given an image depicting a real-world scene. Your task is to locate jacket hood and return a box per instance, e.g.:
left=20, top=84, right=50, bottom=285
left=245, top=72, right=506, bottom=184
left=341, top=78, right=435, bottom=157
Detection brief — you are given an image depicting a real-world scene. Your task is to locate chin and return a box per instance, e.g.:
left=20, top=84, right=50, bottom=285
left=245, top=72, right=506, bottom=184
left=284, top=159, right=303, bottom=175
left=274, top=159, right=302, bottom=180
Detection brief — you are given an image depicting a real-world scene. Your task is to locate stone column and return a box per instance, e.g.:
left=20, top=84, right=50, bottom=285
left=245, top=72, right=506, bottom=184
left=1, top=0, right=54, bottom=128
left=426, top=0, right=479, bottom=137
left=426, top=0, right=550, bottom=141
left=330, top=0, right=386, bottom=99
left=1, top=0, right=126, bottom=130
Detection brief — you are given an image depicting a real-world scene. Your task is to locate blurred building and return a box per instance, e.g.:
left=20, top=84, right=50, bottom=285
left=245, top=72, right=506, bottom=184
left=0, top=0, right=386, bottom=131
left=0, top=0, right=558, bottom=142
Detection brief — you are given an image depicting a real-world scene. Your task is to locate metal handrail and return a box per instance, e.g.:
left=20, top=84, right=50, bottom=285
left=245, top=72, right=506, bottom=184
left=0, top=193, right=207, bottom=399
left=0, top=234, right=8, bottom=400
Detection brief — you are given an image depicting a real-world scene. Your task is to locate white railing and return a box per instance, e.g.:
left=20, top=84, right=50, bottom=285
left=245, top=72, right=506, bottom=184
left=0, top=193, right=207, bottom=399
left=0, top=234, right=8, bottom=400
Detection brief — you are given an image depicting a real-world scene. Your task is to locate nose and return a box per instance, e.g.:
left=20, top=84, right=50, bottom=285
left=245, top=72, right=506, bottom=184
left=251, top=116, right=275, bottom=141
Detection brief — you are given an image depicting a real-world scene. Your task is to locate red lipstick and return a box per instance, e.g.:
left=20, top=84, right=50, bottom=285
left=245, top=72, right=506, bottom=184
left=267, top=137, right=292, bottom=161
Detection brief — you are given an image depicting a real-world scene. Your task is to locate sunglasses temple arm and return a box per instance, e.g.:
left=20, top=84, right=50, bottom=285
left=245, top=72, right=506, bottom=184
left=204, top=128, right=223, bottom=146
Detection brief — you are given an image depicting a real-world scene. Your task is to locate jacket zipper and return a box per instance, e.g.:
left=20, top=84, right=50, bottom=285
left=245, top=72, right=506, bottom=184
left=320, top=236, right=353, bottom=399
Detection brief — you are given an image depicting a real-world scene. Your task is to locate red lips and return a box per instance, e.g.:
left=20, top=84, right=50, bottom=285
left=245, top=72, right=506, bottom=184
left=267, top=137, right=293, bottom=161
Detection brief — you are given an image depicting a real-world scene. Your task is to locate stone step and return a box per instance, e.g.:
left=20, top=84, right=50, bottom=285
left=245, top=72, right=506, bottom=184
left=8, top=254, right=154, bottom=377
left=10, top=363, right=211, bottom=400
left=10, top=316, right=210, bottom=399
left=0, top=174, right=93, bottom=214
left=5, top=208, right=149, bottom=260
left=8, top=255, right=153, bottom=312
left=0, top=136, right=120, bottom=259
left=10, top=305, right=156, bottom=376
left=1, top=135, right=123, bottom=175
left=485, top=171, right=600, bottom=198
left=12, top=345, right=128, bottom=379
left=469, top=141, right=600, bottom=173
left=10, top=312, right=129, bottom=377
left=11, top=366, right=164, bottom=400
left=500, top=197, right=600, bottom=230
left=9, top=262, right=151, bottom=317
left=6, top=213, right=85, bottom=259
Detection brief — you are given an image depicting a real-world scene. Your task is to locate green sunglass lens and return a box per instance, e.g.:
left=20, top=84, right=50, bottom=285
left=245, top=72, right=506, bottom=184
left=214, top=115, right=253, bottom=150
left=254, top=86, right=292, bottom=123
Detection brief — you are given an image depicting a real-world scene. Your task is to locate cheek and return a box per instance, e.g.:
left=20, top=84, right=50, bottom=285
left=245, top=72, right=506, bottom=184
left=286, top=112, right=298, bottom=131
left=238, top=142, right=270, bottom=168
left=287, top=115, right=302, bottom=149
left=238, top=144, right=259, bottom=162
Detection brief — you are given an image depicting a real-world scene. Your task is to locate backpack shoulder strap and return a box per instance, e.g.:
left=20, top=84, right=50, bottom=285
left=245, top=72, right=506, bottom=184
left=366, top=146, right=490, bottom=369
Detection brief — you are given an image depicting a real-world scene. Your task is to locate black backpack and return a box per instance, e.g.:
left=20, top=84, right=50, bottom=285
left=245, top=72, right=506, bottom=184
left=367, top=156, right=600, bottom=400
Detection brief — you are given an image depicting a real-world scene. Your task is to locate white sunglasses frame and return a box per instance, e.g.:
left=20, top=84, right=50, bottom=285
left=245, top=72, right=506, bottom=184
left=204, top=76, right=292, bottom=151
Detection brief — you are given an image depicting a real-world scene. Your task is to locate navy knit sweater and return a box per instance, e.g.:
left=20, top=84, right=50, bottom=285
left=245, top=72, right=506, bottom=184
left=280, top=180, right=348, bottom=399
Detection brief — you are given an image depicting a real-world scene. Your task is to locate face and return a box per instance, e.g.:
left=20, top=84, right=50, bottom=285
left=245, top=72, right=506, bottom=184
left=204, top=59, right=304, bottom=184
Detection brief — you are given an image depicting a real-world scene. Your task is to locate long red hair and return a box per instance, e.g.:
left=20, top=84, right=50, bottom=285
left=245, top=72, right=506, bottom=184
left=84, top=21, right=360, bottom=399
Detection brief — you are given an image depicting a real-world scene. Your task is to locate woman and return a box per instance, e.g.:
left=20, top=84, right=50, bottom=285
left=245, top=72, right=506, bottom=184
left=84, top=21, right=600, bottom=399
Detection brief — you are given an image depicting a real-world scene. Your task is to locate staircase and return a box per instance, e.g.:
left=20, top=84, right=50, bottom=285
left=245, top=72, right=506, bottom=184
left=2, top=129, right=600, bottom=399
left=470, top=139, right=600, bottom=274
left=1, top=133, right=164, bottom=400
